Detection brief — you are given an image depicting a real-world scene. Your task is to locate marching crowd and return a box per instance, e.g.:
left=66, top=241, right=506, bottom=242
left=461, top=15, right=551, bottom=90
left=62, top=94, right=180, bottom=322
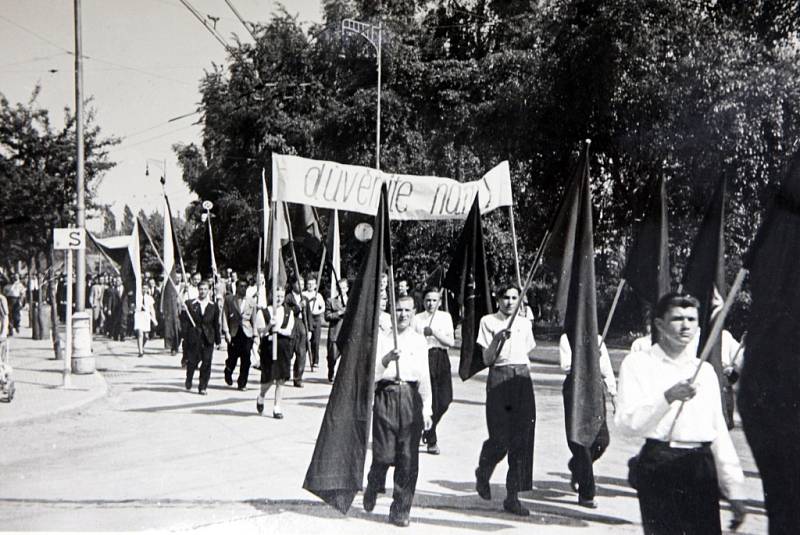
left=0, top=265, right=750, bottom=533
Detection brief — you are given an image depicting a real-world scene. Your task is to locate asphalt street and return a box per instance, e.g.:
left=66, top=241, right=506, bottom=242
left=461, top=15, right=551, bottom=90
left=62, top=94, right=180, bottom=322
left=0, top=333, right=768, bottom=534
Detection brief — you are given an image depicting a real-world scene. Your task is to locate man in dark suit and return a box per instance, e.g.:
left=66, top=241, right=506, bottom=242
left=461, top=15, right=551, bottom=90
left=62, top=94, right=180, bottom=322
left=324, top=279, right=348, bottom=383
left=222, top=279, right=258, bottom=390
left=182, top=280, right=221, bottom=395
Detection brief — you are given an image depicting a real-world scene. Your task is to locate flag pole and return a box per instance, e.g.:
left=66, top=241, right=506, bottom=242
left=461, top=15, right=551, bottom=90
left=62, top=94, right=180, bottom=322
left=667, top=268, right=746, bottom=439
left=282, top=203, right=315, bottom=364
left=256, top=237, right=263, bottom=308
left=137, top=217, right=196, bottom=328
left=387, top=265, right=401, bottom=380
left=508, top=205, right=523, bottom=288
left=271, top=199, right=279, bottom=363
left=599, top=278, right=626, bottom=347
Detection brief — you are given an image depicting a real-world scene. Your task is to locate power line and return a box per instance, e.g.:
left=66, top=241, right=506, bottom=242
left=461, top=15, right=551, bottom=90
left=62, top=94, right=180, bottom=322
left=176, top=0, right=233, bottom=53
left=119, top=111, right=199, bottom=140
left=112, top=123, right=198, bottom=151
left=224, top=0, right=257, bottom=41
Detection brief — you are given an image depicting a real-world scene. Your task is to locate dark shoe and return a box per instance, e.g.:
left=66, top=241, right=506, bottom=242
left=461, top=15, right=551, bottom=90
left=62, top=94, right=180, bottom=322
left=185, top=378, right=191, bottom=391
left=427, top=443, right=440, bottom=455
left=578, top=497, right=598, bottom=509
left=237, top=385, right=247, bottom=391
left=224, top=369, right=233, bottom=386
left=256, top=397, right=264, bottom=415
left=199, top=389, right=207, bottom=396
left=170, top=349, right=177, bottom=356
left=503, top=498, right=530, bottom=517
left=363, top=486, right=377, bottom=512
left=388, top=514, right=410, bottom=527
left=294, top=380, right=304, bottom=388
left=475, top=468, right=491, bottom=500
left=273, top=410, right=284, bottom=419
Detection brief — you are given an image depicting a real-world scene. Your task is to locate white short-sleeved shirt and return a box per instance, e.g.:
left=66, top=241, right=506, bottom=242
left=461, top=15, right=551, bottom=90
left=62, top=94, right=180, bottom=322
left=477, top=312, right=536, bottom=366
left=413, top=310, right=455, bottom=349
left=374, top=328, right=433, bottom=418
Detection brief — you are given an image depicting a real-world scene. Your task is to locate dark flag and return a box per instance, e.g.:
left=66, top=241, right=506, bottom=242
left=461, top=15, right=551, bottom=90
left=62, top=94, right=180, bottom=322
left=196, top=217, right=215, bottom=280
left=681, top=176, right=729, bottom=426
left=289, top=203, right=323, bottom=256
left=303, top=185, right=392, bottom=513
left=443, top=197, right=493, bottom=381
left=622, top=175, right=670, bottom=306
left=88, top=221, right=143, bottom=309
left=739, top=151, right=800, bottom=533
left=554, top=150, right=604, bottom=447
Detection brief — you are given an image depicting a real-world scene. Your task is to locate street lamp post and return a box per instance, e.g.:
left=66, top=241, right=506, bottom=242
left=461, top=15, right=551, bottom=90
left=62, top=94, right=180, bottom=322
left=341, top=18, right=382, bottom=170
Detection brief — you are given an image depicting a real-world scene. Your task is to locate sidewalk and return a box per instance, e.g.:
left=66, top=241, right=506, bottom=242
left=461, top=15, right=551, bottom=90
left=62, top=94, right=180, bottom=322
left=0, top=325, right=108, bottom=426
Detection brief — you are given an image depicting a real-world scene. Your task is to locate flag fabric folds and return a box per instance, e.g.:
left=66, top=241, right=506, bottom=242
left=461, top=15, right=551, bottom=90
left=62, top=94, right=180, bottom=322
left=681, top=176, right=729, bottom=425
left=161, top=194, right=184, bottom=346
left=88, top=221, right=143, bottom=311
left=739, top=151, right=800, bottom=533
left=196, top=217, right=216, bottom=280
left=443, top=197, right=493, bottom=381
left=622, top=176, right=670, bottom=306
left=303, top=185, right=391, bottom=514
left=289, top=203, right=323, bottom=255
left=554, top=151, right=605, bottom=448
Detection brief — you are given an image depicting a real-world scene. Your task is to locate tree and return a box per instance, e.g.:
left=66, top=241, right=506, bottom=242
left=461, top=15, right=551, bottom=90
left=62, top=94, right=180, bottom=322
left=0, top=87, right=118, bottom=268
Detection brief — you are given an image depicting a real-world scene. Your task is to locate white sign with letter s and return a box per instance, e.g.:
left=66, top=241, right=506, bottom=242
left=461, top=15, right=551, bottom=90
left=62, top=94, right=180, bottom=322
left=53, top=228, right=85, bottom=250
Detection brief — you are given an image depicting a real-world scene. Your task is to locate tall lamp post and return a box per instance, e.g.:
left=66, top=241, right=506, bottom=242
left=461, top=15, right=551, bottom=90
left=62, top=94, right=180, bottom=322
left=341, top=18, right=382, bottom=170
left=74, top=0, right=86, bottom=311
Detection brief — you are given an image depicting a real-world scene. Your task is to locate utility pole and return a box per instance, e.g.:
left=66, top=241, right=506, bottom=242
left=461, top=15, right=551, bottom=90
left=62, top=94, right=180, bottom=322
left=74, top=0, right=86, bottom=311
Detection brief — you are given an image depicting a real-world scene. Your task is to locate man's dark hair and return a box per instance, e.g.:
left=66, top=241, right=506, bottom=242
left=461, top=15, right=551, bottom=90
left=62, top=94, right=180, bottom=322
left=422, top=287, right=440, bottom=298
left=653, top=292, right=701, bottom=320
left=494, top=283, right=521, bottom=299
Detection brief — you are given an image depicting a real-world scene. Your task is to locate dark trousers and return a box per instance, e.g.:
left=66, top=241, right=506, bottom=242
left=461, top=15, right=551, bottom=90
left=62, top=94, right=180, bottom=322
left=186, top=342, right=214, bottom=391
left=309, top=315, right=322, bottom=367
left=636, top=440, right=721, bottom=535
left=562, top=375, right=609, bottom=500
left=366, top=381, right=424, bottom=521
left=326, top=325, right=340, bottom=381
left=225, top=329, right=253, bottom=388
left=7, top=296, right=20, bottom=333
left=422, top=348, right=453, bottom=446
left=292, top=324, right=308, bottom=383
left=477, top=365, right=536, bottom=495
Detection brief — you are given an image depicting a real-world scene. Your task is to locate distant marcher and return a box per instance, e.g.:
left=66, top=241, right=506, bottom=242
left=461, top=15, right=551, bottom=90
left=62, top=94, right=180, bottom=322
left=3, top=274, right=25, bottom=335
left=324, top=279, right=348, bottom=382
left=89, top=275, right=105, bottom=334
left=285, top=277, right=309, bottom=388
left=182, top=280, right=220, bottom=395
left=559, top=333, right=617, bottom=508
left=413, top=288, right=455, bottom=455
left=135, top=285, right=158, bottom=357
left=256, top=287, right=294, bottom=419
left=302, top=275, right=325, bottom=372
left=222, top=280, right=258, bottom=390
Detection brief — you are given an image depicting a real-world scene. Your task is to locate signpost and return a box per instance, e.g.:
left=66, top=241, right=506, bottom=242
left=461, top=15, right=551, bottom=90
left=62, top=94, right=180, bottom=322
left=53, top=228, right=85, bottom=388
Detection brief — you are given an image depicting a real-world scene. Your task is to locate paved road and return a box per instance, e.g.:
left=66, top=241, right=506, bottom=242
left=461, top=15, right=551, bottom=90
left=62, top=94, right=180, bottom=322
left=0, top=334, right=768, bottom=533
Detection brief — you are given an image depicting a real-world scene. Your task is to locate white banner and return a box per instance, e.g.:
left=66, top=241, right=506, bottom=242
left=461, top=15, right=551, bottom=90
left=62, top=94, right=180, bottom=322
left=272, top=154, right=513, bottom=220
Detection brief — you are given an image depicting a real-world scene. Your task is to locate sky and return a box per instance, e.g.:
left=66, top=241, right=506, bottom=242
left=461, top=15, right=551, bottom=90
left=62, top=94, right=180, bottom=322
left=1, top=0, right=323, bottom=231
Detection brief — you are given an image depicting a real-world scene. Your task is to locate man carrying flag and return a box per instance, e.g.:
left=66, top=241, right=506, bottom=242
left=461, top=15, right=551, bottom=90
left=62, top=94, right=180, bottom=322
left=474, top=283, right=537, bottom=517
left=363, top=294, right=433, bottom=526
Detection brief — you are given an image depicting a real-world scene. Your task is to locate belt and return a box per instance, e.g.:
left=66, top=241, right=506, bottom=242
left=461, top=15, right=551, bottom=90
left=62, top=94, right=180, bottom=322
left=376, top=379, right=418, bottom=390
left=646, top=438, right=711, bottom=450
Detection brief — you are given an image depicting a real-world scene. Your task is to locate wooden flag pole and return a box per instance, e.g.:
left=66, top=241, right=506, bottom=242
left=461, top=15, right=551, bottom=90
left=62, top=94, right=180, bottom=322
left=508, top=205, right=523, bottom=289
left=282, top=203, right=315, bottom=365
left=599, top=278, right=626, bottom=347
left=271, top=200, right=279, bottom=363
left=138, top=217, right=196, bottom=328
left=256, top=237, right=263, bottom=308
left=666, top=268, right=746, bottom=439
left=492, top=228, right=552, bottom=361
left=387, top=265, right=401, bottom=381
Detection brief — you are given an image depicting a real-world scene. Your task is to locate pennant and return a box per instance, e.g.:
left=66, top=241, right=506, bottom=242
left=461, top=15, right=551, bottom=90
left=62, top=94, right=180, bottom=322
left=303, top=185, right=391, bottom=514
left=326, top=209, right=342, bottom=301
left=443, top=197, right=493, bottom=380
left=622, top=175, right=670, bottom=306
left=559, top=150, right=604, bottom=447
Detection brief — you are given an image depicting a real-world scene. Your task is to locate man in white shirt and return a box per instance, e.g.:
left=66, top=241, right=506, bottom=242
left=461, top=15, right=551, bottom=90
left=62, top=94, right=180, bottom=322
left=474, top=284, right=537, bottom=517
left=413, top=288, right=455, bottom=455
left=559, top=333, right=616, bottom=508
left=302, top=275, right=326, bottom=372
left=615, top=293, right=746, bottom=534
left=363, top=295, right=432, bottom=528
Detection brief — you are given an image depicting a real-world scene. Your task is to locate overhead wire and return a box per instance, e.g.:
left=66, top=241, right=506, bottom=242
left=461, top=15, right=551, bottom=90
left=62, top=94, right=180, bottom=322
left=224, top=0, right=257, bottom=41
left=176, top=0, right=234, bottom=53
